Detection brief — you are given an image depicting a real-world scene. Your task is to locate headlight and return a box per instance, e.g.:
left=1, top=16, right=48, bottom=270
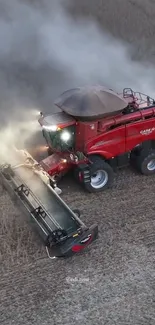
left=60, top=131, right=71, bottom=142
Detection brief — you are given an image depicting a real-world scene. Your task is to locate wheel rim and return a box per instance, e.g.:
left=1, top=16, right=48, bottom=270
left=91, top=170, right=108, bottom=189
left=147, top=159, right=155, bottom=171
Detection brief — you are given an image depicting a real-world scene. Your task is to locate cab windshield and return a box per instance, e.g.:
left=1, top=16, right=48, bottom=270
left=42, top=125, right=75, bottom=152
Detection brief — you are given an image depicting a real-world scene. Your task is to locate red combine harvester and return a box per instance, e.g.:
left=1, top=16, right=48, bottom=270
left=38, top=86, right=155, bottom=192
left=1, top=85, right=155, bottom=258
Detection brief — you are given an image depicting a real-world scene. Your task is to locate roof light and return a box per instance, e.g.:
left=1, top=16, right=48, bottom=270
left=42, top=125, right=57, bottom=131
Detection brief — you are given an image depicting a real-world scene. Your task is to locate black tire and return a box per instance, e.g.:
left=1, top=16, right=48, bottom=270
left=135, top=149, right=155, bottom=175
left=84, top=155, right=114, bottom=193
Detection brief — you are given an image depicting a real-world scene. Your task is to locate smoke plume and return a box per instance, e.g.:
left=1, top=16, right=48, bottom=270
left=0, top=0, right=154, bottom=159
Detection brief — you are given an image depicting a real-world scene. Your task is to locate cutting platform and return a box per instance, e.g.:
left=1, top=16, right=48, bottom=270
left=0, top=149, right=98, bottom=257
left=11, top=165, right=81, bottom=234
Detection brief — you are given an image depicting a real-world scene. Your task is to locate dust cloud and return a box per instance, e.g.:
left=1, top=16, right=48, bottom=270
left=0, top=0, right=154, bottom=163
left=0, top=109, right=40, bottom=164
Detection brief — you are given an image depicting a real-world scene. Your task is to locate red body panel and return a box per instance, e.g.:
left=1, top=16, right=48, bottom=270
left=125, top=117, right=155, bottom=152
left=75, top=121, right=98, bottom=152
left=40, top=153, right=72, bottom=175
left=84, top=107, right=155, bottom=158
left=86, top=125, right=126, bottom=158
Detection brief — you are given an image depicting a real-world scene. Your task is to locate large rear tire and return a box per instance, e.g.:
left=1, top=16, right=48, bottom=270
left=84, top=155, right=114, bottom=193
left=134, top=149, right=155, bottom=175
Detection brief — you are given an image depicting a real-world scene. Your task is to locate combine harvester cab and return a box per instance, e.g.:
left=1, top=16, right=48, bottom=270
left=0, top=149, right=98, bottom=258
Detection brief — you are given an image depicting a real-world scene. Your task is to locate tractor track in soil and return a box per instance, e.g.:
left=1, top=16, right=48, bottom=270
left=1, top=1, right=155, bottom=324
